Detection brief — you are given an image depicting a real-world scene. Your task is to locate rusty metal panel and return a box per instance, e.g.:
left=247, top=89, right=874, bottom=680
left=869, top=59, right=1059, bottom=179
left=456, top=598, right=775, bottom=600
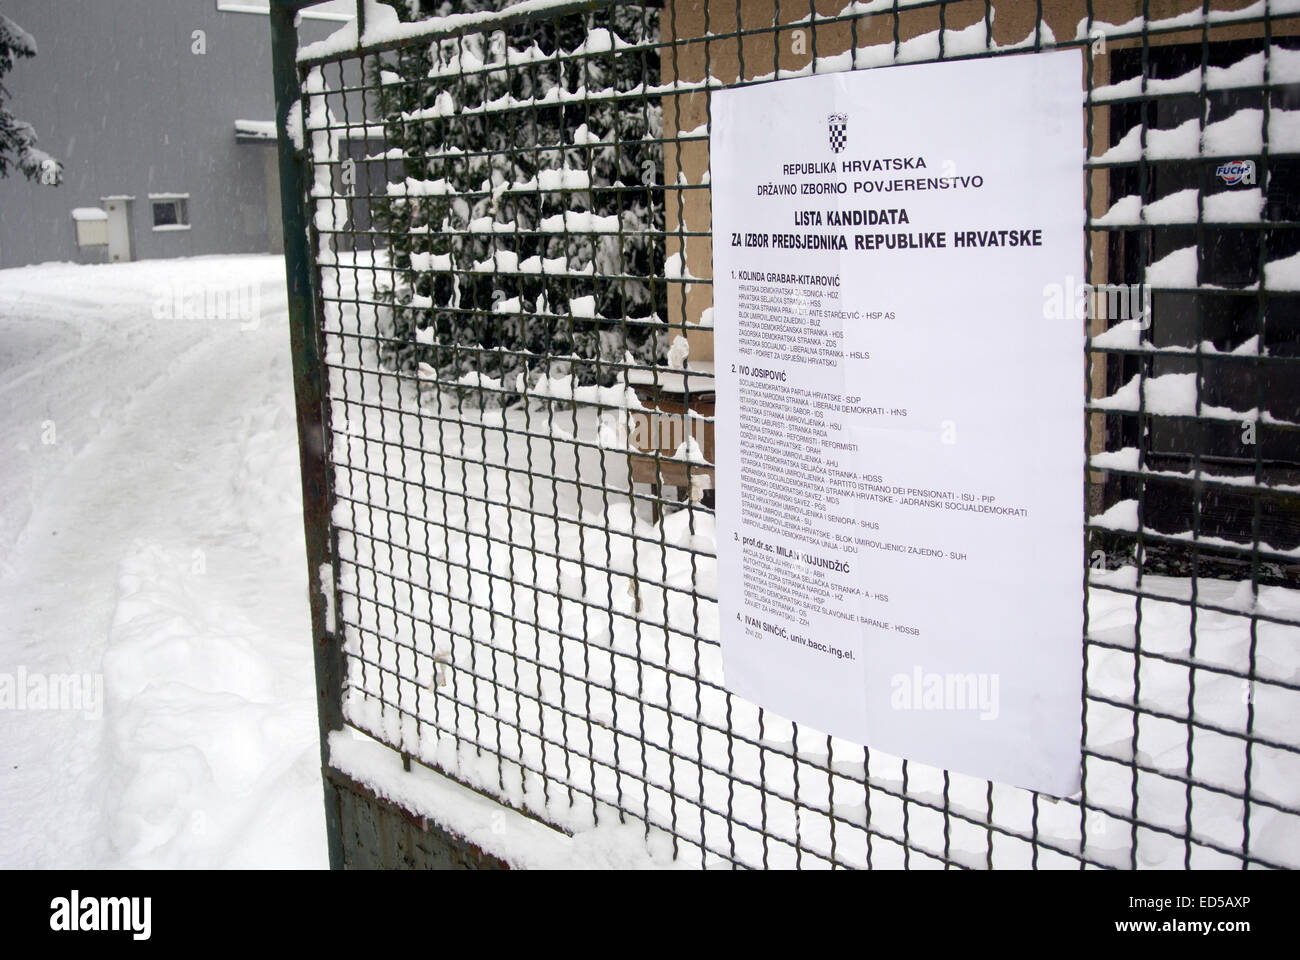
left=328, top=769, right=510, bottom=870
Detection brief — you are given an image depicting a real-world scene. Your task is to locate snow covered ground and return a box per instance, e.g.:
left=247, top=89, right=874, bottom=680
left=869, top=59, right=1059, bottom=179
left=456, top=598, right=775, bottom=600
left=0, top=256, right=326, bottom=868
left=2, top=254, right=1296, bottom=870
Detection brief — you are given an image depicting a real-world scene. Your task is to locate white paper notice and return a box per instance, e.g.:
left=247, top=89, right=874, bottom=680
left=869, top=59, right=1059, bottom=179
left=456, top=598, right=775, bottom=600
left=711, top=51, right=1085, bottom=796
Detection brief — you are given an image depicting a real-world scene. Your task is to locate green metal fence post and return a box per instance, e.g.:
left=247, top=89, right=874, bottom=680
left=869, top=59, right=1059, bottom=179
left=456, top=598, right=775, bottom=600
left=269, top=0, right=345, bottom=870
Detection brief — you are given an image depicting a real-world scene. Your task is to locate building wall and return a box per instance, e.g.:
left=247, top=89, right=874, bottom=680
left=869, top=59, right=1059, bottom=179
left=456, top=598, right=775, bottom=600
left=0, top=1, right=341, bottom=268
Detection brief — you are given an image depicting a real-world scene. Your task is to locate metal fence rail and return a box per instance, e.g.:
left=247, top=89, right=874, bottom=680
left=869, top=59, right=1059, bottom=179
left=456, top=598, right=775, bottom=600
left=275, top=0, right=1300, bottom=869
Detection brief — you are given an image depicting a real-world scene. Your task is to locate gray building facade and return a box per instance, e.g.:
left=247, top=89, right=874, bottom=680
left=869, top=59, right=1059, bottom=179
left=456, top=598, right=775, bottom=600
left=0, top=1, right=351, bottom=268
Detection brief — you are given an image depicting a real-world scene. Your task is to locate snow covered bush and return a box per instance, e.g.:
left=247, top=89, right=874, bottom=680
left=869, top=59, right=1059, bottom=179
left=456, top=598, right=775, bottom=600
left=369, top=0, right=665, bottom=398
left=0, top=14, right=62, bottom=185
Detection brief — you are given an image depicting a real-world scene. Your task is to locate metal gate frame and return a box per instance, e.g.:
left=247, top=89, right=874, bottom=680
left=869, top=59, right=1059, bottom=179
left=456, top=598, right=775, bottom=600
left=270, top=0, right=346, bottom=868
left=269, top=0, right=1300, bottom=869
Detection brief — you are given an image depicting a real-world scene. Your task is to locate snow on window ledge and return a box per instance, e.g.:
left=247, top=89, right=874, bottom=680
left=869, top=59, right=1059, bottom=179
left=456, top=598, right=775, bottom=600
left=234, top=119, right=278, bottom=141
left=152, top=224, right=192, bottom=233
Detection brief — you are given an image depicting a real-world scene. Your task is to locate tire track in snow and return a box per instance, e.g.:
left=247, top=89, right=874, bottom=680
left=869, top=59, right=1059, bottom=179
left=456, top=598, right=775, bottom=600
left=0, top=342, right=96, bottom=399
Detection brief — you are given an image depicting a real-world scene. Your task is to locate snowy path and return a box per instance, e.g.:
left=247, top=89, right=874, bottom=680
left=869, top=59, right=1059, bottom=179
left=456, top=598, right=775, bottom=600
left=0, top=257, right=326, bottom=868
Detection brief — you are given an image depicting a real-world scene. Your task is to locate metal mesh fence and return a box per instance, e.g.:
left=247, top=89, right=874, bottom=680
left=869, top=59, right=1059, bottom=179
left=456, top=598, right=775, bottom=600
left=287, top=0, right=1300, bottom=869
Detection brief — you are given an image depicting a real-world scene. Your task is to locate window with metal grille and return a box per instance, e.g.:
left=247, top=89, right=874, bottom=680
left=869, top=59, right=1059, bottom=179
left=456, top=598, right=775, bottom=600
left=1099, top=38, right=1300, bottom=575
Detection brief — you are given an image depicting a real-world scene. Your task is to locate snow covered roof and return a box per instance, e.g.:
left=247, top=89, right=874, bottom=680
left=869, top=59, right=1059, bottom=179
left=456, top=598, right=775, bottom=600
left=235, top=119, right=381, bottom=143
left=342, top=124, right=387, bottom=139
left=234, top=119, right=277, bottom=141
left=70, top=207, right=108, bottom=221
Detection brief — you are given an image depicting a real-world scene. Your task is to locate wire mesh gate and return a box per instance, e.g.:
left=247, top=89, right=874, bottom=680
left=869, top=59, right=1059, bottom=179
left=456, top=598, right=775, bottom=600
left=272, top=0, right=1300, bottom=869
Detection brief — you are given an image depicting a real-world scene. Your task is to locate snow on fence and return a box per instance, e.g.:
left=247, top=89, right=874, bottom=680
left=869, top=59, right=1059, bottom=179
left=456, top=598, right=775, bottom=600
left=280, top=0, right=1300, bottom=868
